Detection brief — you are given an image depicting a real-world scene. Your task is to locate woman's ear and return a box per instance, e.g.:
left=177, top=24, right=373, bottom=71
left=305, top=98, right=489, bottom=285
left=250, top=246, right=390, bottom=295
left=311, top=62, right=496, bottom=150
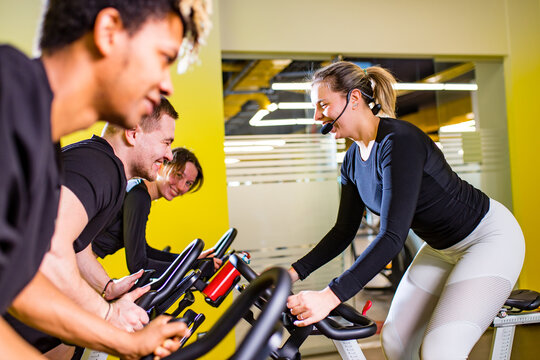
left=350, top=88, right=363, bottom=106
left=93, top=8, right=125, bottom=56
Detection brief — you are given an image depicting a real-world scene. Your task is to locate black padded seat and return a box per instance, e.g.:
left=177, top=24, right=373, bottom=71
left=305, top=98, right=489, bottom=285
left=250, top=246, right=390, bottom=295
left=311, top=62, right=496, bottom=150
left=504, top=289, right=540, bottom=310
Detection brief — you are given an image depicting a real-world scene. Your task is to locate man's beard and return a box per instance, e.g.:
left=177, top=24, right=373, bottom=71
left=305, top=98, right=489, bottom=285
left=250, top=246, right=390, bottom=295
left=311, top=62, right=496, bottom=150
left=132, top=161, right=158, bottom=181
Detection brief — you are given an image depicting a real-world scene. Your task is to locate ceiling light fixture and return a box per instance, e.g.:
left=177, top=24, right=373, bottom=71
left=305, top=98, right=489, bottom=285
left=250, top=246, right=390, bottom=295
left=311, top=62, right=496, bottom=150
left=277, top=102, right=314, bottom=109
left=394, top=83, right=478, bottom=91
left=224, top=145, right=275, bottom=153
left=248, top=109, right=270, bottom=126
left=271, top=82, right=478, bottom=91
left=266, top=103, right=279, bottom=112
left=249, top=107, right=318, bottom=127
left=250, top=118, right=318, bottom=127
left=271, top=82, right=311, bottom=91
left=439, top=120, right=476, bottom=133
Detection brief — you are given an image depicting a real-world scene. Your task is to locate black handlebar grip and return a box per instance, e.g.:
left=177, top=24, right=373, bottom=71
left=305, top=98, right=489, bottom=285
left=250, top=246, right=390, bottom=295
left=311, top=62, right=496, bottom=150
left=128, top=269, right=156, bottom=293
left=228, top=253, right=257, bottom=281
left=147, top=250, right=192, bottom=291
left=213, top=227, right=237, bottom=260
left=136, top=239, right=204, bottom=311
left=314, top=303, right=377, bottom=340
left=149, top=239, right=204, bottom=308
left=135, top=291, right=158, bottom=310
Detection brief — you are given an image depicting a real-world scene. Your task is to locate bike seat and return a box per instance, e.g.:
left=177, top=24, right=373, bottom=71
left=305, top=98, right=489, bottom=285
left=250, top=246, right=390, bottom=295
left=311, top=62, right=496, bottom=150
left=504, top=289, right=540, bottom=311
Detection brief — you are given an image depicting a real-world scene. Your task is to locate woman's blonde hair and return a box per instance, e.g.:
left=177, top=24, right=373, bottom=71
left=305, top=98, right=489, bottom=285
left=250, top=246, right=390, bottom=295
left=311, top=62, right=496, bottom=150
left=312, top=61, right=397, bottom=118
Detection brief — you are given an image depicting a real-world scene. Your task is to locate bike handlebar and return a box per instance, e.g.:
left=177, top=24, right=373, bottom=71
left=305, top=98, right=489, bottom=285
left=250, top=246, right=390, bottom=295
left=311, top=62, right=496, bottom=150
left=146, top=241, right=199, bottom=291
left=314, top=303, right=377, bottom=340
left=212, top=227, right=237, bottom=260
left=154, top=267, right=291, bottom=360
left=228, top=253, right=377, bottom=341
left=136, top=239, right=204, bottom=310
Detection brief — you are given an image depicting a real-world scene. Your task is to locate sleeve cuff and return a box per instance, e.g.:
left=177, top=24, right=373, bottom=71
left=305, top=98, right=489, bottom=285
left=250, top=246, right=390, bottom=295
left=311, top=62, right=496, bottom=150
left=291, top=261, right=309, bottom=280
left=329, top=277, right=360, bottom=303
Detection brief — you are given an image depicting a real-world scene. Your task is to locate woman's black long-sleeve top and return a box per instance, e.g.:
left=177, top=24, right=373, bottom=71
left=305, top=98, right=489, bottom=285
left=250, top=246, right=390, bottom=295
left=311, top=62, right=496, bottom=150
left=292, top=118, right=489, bottom=302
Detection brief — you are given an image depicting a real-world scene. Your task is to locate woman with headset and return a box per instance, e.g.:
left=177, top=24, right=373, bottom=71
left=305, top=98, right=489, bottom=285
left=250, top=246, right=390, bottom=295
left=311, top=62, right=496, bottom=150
left=286, top=61, right=525, bottom=359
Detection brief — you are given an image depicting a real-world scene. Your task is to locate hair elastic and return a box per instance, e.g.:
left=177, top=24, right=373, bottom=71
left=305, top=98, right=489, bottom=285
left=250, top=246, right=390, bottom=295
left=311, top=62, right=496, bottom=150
left=101, top=278, right=115, bottom=298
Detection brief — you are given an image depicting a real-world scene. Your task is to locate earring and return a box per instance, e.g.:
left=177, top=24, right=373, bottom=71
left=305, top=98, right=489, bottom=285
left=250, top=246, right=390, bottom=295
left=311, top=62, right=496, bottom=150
left=352, top=103, right=358, bottom=110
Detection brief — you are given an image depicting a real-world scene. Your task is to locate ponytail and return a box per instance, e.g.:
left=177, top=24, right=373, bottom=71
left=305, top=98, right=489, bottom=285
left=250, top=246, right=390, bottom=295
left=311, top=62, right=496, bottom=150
left=365, top=66, right=396, bottom=118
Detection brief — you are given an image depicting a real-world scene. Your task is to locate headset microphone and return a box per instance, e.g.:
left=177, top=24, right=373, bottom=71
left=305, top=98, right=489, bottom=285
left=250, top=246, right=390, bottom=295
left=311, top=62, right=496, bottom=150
left=320, top=121, right=336, bottom=135
left=320, top=89, right=381, bottom=135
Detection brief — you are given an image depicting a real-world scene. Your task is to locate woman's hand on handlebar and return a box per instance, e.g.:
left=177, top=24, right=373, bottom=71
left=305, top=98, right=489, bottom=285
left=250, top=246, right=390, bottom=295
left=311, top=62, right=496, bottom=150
left=287, top=287, right=341, bottom=327
left=105, top=270, right=145, bottom=300
left=198, top=249, right=223, bottom=270
left=108, top=286, right=151, bottom=332
left=125, top=315, right=189, bottom=360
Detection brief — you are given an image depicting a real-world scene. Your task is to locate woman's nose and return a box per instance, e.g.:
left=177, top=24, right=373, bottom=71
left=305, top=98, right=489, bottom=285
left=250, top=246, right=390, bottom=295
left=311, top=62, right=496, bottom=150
left=314, top=108, right=324, bottom=121
left=181, top=181, right=191, bottom=193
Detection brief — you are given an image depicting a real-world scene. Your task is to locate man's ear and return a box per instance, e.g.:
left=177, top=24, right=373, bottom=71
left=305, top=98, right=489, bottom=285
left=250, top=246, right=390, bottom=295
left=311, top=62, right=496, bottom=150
left=93, top=8, right=126, bottom=56
left=124, top=125, right=140, bottom=146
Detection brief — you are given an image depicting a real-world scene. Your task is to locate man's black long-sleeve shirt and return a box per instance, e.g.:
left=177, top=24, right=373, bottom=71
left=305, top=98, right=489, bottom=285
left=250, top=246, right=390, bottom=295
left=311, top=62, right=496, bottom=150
left=93, top=180, right=177, bottom=275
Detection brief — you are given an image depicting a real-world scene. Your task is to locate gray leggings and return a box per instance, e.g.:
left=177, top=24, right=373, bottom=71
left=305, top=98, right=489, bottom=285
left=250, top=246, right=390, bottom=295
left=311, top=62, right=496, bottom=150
left=381, top=199, right=525, bottom=360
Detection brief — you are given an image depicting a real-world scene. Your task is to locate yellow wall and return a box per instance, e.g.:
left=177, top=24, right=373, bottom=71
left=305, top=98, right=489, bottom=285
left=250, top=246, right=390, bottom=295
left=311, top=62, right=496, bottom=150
left=219, top=0, right=540, bottom=290
left=502, top=0, right=540, bottom=290
left=2, top=1, right=235, bottom=358
left=98, top=1, right=234, bottom=356
left=0, top=0, right=42, bottom=55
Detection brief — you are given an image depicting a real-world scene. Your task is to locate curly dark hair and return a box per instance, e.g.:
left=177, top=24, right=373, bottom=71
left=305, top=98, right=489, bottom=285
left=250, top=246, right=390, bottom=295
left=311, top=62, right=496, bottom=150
left=39, top=0, right=211, bottom=59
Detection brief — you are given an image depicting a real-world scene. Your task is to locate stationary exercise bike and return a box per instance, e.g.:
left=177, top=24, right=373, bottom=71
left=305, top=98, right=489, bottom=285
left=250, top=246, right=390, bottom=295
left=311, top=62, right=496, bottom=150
left=133, top=228, right=238, bottom=318
left=138, top=266, right=292, bottom=360
left=77, top=229, right=238, bottom=359
left=126, top=228, right=240, bottom=339
left=132, top=227, right=238, bottom=294
left=75, top=238, right=207, bottom=360
left=490, top=289, right=540, bottom=360
left=200, top=252, right=379, bottom=360
left=133, top=247, right=377, bottom=360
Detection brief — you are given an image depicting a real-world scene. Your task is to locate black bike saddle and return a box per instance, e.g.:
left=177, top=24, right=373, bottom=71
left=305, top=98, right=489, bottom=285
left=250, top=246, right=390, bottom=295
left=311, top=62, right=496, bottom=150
left=505, top=289, right=540, bottom=311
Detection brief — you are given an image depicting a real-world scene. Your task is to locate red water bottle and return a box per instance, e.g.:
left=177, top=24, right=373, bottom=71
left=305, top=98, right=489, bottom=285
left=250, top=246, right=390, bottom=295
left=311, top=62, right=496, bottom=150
left=203, top=252, right=250, bottom=303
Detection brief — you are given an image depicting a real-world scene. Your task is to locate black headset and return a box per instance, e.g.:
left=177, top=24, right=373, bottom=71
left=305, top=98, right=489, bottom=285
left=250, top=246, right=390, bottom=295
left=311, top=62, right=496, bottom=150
left=320, top=88, right=381, bottom=135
